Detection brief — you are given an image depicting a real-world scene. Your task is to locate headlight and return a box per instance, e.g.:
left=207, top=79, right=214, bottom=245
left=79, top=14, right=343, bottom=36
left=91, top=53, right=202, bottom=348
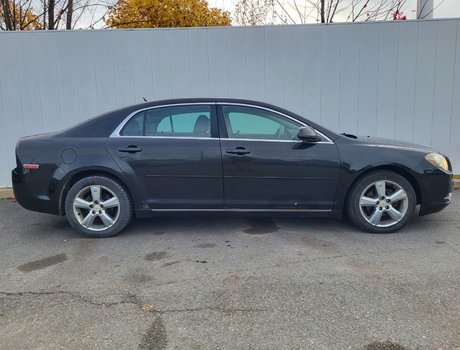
left=425, top=153, right=449, bottom=172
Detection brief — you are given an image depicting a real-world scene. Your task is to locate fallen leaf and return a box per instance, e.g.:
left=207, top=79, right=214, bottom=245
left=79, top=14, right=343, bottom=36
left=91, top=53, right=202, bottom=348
left=142, top=304, right=155, bottom=312
left=228, top=273, right=240, bottom=280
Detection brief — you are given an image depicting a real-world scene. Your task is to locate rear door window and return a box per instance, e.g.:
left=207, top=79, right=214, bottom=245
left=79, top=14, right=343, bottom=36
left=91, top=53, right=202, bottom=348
left=120, top=105, right=212, bottom=138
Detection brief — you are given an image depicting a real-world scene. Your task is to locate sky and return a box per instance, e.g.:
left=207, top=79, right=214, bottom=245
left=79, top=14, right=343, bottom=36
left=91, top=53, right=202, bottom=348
left=434, top=0, right=460, bottom=17
left=78, top=0, right=460, bottom=29
left=209, top=0, right=460, bottom=21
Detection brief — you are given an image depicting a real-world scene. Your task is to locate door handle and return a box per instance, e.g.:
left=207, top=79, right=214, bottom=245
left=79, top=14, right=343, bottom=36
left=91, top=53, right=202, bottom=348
left=118, top=146, right=142, bottom=153
left=226, top=147, right=251, bottom=155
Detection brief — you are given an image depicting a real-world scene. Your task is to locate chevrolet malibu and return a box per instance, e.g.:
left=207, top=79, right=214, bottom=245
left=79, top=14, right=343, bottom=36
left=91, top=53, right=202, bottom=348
left=12, top=98, right=453, bottom=237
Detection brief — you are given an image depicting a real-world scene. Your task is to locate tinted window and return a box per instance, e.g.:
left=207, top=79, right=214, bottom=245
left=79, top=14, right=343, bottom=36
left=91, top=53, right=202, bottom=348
left=222, top=106, right=301, bottom=140
left=120, top=112, right=144, bottom=136
left=120, top=105, right=212, bottom=137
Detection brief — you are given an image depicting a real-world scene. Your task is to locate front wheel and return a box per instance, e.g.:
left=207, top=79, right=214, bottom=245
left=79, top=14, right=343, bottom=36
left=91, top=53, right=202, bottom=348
left=346, top=171, right=416, bottom=233
left=65, top=176, right=133, bottom=237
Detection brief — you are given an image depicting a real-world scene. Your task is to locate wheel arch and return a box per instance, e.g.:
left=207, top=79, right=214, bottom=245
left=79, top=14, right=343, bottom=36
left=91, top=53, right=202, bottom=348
left=345, top=165, right=422, bottom=209
left=58, top=168, right=137, bottom=216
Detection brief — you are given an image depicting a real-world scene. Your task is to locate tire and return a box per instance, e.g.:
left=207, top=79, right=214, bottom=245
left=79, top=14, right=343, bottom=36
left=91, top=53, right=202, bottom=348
left=64, top=175, right=133, bottom=238
left=346, top=170, right=416, bottom=233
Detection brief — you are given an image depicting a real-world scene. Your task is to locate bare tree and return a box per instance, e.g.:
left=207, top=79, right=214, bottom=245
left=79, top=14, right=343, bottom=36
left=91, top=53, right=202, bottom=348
left=234, top=0, right=275, bottom=25
left=233, top=0, right=410, bottom=25
left=1, top=0, right=43, bottom=30
left=1, top=0, right=111, bottom=30
left=1, top=0, right=14, bottom=30
left=416, top=0, right=446, bottom=19
left=65, top=0, right=72, bottom=28
left=47, top=0, right=53, bottom=28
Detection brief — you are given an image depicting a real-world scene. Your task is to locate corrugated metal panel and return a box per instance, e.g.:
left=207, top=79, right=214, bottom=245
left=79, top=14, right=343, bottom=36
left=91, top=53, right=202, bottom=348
left=0, top=19, right=459, bottom=187
left=451, top=22, right=460, bottom=167
left=394, top=21, right=418, bottom=142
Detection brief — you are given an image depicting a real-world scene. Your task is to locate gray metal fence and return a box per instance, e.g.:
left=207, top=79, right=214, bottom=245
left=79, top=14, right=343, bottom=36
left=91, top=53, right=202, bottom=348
left=1, top=19, right=459, bottom=187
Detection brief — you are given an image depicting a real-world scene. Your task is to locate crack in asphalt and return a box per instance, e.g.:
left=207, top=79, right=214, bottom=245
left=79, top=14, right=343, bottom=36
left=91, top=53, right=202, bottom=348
left=152, top=244, right=460, bottom=288
left=0, top=291, right=269, bottom=314
left=0, top=290, right=140, bottom=308
left=157, top=306, right=269, bottom=314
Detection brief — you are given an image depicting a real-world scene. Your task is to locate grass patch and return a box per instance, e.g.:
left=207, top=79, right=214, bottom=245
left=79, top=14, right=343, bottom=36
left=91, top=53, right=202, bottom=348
left=0, top=188, right=14, bottom=200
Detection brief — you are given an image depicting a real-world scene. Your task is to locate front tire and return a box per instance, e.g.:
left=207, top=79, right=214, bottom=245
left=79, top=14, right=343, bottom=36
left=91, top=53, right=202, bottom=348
left=346, top=171, right=416, bottom=233
left=65, top=176, right=133, bottom=237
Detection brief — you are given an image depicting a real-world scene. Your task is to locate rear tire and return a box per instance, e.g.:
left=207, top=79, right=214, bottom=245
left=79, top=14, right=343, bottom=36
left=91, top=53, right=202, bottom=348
left=64, top=176, right=133, bottom=238
left=346, top=170, right=416, bottom=233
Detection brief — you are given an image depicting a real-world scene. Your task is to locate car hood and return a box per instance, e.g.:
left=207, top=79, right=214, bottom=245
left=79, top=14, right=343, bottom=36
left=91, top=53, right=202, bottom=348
left=344, top=134, right=436, bottom=153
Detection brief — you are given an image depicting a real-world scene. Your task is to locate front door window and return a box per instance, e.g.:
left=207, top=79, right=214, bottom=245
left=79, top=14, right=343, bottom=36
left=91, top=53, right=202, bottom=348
left=222, top=105, right=301, bottom=141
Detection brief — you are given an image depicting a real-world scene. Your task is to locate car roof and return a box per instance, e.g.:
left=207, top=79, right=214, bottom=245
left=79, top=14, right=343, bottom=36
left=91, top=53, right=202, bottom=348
left=58, top=98, right=339, bottom=140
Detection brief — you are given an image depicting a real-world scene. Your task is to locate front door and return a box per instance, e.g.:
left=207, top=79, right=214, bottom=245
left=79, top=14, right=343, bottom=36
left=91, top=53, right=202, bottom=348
left=218, top=104, right=340, bottom=210
left=107, top=104, right=223, bottom=209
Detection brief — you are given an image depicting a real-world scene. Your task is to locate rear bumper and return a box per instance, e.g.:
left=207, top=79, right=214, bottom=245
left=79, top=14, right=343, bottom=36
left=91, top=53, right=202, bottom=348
left=12, top=168, right=60, bottom=215
left=419, top=171, right=454, bottom=216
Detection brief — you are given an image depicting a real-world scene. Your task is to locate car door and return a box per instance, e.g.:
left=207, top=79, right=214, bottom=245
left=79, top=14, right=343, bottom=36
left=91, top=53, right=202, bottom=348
left=218, top=104, right=341, bottom=210
left=106, top=103, right=224, bottom=209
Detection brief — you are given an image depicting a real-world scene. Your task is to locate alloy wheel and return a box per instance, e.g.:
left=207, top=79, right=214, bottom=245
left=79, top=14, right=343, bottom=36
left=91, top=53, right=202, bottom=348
left=358, top=180, right=409, bottom=228
left=72, top=185, right=121, bottom=231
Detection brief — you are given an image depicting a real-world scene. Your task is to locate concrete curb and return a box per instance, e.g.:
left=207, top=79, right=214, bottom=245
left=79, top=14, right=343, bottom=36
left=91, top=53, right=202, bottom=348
left=1, top=179, right=459, bottom=200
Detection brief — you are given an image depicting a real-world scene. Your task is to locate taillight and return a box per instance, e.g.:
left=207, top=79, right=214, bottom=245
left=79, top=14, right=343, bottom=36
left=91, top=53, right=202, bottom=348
left=23, top=164, right=40, bottom=170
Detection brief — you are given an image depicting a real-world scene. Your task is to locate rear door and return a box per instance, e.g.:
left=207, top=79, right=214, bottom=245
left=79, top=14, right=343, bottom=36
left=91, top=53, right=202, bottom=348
left=218, top=104, right=341, bottom=210
left=106, top=104, right=224, bottom=209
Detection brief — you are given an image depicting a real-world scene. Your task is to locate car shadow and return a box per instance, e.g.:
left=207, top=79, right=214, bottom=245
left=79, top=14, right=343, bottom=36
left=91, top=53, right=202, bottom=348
left=21, top=207, right=450, bottom=243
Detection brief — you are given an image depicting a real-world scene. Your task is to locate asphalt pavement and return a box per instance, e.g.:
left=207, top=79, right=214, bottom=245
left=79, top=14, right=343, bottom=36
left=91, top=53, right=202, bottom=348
left=0, top=194, right=459, bottom=350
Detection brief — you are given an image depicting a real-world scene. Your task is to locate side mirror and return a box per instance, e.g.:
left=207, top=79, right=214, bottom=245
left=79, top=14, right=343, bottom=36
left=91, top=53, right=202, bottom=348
left=297, top=126, right=321, bottom=142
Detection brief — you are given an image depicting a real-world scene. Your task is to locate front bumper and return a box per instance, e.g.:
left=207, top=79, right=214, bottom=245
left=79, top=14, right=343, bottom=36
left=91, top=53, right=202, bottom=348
left=419, top=171, right=454, bottom=216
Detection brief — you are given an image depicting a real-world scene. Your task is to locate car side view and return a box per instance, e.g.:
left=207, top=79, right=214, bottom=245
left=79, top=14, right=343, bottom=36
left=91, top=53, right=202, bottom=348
left=12, top=98, right=454, bottom=237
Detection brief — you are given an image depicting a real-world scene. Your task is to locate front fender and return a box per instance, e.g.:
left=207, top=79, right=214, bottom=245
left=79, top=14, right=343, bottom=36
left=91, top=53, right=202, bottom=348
left=333, top=141, right=429, bottom=212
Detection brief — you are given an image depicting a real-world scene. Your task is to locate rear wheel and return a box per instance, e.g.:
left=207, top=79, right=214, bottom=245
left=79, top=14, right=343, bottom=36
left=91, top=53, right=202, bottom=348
left=346, top=171, right=416, bottom=233
left=65, top=176, right=133, bottom=237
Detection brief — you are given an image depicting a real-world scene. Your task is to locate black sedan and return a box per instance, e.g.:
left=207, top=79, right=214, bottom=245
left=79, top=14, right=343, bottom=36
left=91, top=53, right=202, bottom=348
left=12, top=98, right=453, bottom=237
